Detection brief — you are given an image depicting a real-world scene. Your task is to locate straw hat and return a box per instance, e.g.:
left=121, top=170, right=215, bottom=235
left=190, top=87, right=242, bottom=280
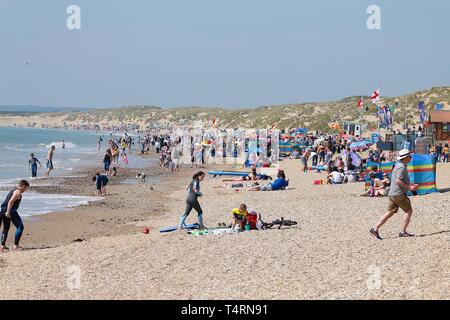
left=397, top=149, right=411, bottom=161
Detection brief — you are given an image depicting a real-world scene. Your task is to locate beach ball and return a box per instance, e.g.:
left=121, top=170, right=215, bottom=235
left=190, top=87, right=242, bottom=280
left=143, top=228, right=150, bottom=234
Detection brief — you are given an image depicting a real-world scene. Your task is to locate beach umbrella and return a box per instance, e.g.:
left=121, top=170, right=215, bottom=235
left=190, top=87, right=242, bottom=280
left=349, top=140, right=373, bottom=150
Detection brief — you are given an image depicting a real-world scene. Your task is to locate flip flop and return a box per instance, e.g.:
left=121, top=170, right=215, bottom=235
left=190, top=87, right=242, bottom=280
left=399, top=232, right=415, bottom=238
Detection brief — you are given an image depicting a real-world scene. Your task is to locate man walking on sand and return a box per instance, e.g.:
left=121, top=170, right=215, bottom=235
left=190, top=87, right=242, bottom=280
left=369, top=149, right=419, bottom=240
left=44, top=145, right=56, bottom=178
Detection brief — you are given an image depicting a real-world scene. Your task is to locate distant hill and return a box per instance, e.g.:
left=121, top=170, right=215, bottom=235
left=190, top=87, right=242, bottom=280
left=0, top=105, right=92, bottom=113
left=1, top=87, right=449, bottom=131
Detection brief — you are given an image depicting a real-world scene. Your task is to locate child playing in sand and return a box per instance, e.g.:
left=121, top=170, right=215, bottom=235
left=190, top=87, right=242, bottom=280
left=231, top=204, right=248, bottom=230
left=93, top=172, right=109, bottom=196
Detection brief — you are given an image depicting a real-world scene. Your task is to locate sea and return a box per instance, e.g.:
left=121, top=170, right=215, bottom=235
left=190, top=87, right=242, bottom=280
left=0, top=126, right=153, bottom=218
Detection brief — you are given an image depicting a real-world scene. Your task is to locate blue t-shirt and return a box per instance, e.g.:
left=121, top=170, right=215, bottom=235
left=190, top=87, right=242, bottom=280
left=271, top=178, right=288, bottom=191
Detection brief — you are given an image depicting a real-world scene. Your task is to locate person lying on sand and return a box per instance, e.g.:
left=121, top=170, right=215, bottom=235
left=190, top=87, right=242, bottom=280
left=0, top=180, right=30, bottom=252
left=231, top=204, right=248, bottom=230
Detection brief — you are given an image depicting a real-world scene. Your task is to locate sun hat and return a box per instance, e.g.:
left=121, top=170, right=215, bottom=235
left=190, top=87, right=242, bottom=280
left=397, top=149, right=412, bottom=161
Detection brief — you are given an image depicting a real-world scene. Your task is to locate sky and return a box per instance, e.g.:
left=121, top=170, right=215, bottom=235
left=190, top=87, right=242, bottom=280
left=0, top=0, right=449, bottom=109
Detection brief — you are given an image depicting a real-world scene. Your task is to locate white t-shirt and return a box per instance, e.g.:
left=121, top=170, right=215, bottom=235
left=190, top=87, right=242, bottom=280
left=330, top=171, right=344, bottom=183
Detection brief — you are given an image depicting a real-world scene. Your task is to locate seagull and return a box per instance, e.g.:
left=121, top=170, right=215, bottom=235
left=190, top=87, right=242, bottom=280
left=25, top=62, right=32, bottom=67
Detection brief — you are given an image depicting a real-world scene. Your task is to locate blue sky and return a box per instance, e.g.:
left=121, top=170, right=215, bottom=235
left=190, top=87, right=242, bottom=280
left=0, top=0, right=449, bottom=108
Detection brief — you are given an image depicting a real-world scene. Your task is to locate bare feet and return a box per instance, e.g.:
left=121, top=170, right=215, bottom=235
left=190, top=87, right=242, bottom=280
left=13, top=245, right=24, bottom=251
left=1, top=246, right=10, bottom=253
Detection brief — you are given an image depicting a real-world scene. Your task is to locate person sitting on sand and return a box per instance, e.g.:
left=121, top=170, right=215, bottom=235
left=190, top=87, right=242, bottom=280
left=231, top=204, right=248, bottom=230
left=291, top=148, right=300, bottom=159
left=370, top=166, right=384, bottom=180
left=111, top=167, right=117, bottom=176
left=250, top=165, right=258, bottom=180
left=0, top=180, right=30, bottom=252
left=379, top=172, right=391, bottom=195
left=179, top=171, right=206, bottom=229
left=327, top=167, right=344, bottom=185
left=93, top=172, right=109, bottom=196
left=359, top=173, right=387, bottom=197
left=250, top=171, right=289, bottom=191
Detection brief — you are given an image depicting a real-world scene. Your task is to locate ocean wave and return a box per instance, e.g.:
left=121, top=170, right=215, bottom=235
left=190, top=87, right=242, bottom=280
left=0, top=191, right=104, bottom=217
left=45, top=141, right=78, bottom=149
left=0, top=163, right=24, bottom=168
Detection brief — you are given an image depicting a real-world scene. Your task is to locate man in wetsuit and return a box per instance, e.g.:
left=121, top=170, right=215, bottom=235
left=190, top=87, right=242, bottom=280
left=0, top=180, right=30, bottom=252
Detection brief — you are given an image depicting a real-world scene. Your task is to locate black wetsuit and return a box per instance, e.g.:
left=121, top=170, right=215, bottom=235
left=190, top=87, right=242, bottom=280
left=0, top=189, right=25, bottom=246
left=179, top=178, right=203, bottom=228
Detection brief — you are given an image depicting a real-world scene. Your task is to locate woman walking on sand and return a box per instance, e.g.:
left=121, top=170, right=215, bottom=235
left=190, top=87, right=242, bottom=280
left=179, top=171, right=206, bottom=229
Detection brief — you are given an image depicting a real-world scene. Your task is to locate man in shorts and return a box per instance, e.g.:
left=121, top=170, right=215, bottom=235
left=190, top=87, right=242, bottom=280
left=44, top=145, right=56, bottom=178
left=369, top=149, right=419, bottom=240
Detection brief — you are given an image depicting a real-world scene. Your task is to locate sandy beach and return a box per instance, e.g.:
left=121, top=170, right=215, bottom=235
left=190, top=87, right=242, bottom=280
left=0, top=156, right=448, bottom=300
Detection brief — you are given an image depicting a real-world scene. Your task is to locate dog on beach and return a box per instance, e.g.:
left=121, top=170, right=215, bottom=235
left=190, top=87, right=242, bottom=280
left=136, top=172, right=146, bottom=183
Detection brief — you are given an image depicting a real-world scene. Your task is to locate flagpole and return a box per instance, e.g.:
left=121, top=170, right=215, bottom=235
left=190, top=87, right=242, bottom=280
left=377, top=105, right=380, bottom=138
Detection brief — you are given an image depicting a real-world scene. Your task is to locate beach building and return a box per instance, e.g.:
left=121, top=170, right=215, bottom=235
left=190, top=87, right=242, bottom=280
left=342, top=122, right=363, bottom=137
left=429, top=110, right=450, bottom=142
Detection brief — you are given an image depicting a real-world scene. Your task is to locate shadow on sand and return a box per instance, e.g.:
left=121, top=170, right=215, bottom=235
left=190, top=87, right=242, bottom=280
left=416, top=230, right=450, bottom=238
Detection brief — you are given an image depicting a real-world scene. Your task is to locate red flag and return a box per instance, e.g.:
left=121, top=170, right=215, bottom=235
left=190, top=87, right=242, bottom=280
left=357, top=98, right=363, bottom=108
left=370, top=89, right=380, bottom=103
